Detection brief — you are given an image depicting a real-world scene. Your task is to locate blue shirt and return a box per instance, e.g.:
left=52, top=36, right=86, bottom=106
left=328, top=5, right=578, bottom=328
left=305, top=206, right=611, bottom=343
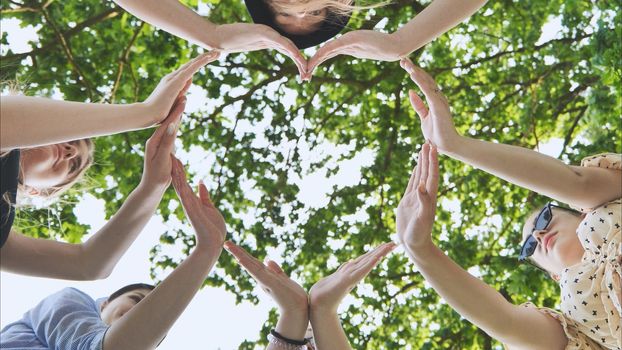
left=0, top=288, right=109, bottom=350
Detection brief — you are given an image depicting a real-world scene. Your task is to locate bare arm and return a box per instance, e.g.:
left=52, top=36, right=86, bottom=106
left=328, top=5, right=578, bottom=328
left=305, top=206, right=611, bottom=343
left=304, top=0, right=487, bottom=79
left=104, top=156, right=227, bottom=349
left=392, top=0, right=488, bottom=57
left=0, top=52, right=217, bottom=152
left=224, top=242, right=309, bottom=349
left=409, top=243, right=566, bottom=349
left=112, top=0, right=218, bottom=49
left=400, top=58, right=622, bottom=210
left=397, top=144, right=567, bottom=349
left=0, top=184, right=166, bottom=280
left=309, top=243, right=395, bottom=350
left=0, top=97, right=185, bottom=279
left=446, top=137, right=621, bottom=209
left=112, top=0, right=308, bottom=76
left=0, top=97, right=150, bottom=152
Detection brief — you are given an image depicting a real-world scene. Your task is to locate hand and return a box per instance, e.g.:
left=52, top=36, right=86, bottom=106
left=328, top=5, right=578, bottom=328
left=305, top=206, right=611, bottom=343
left=396, top=143, right=439, bottom=254
left=224, top=241, right=308, bottom=315
left=224, top=241, right=309, bottom=339
left=144, top=51, right=220, bottom=124
left=309, top=242, right=395, bottom=313
left=140, top=96, right=186, bottom=189
left=171, top=157, right=227, bottom=253
left=212, top=23, right=307, bottom=78
left=304, top=30, right=402, bottom=80
left=400, top=58, right=460, bottom=153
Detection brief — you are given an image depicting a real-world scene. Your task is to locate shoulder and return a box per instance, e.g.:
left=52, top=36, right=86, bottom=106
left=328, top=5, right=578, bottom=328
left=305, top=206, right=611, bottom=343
left=579, top=153, right=621, bottom=170
left=31, top=287, right=99, bottom=319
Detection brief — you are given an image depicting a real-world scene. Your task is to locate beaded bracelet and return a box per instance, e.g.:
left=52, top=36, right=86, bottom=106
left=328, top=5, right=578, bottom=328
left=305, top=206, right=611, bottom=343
left=267, top=330, right=309, bottom=350
left=267, top=334, right=308, bottom=350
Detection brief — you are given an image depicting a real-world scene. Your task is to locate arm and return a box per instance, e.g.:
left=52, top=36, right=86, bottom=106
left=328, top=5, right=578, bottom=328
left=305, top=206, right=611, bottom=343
left=392, top=0, right=488, bottom=57
left=113, top=0, right=218, bottom=49
left=304, top=0, right=487, bottom=80
left=397, top=143, right=567, bottom=350
left=0, top=52, right=217, bottom=152
left=0, top=96, right=185, bottom=280
left=308, top=242, right=395, bottom=350
left=103, top=156, right=227, bottom=349
left=223, top=242, right=309, bottom=348
left=400, top=58, right=622, bottom=210
left=112, top=0, right=307, bottom=76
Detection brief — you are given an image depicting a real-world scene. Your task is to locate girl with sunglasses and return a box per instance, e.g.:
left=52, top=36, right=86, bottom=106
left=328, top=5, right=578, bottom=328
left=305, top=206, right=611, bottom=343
left=397, top=59, right=620, bottom=350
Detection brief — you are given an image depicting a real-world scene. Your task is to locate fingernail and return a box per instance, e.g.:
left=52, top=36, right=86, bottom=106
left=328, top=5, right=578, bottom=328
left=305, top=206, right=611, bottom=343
left=166, top=123, right=176, bottom=135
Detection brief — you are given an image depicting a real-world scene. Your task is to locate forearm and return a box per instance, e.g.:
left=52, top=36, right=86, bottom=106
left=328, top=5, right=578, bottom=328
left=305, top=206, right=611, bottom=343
left=392, top=0, right=487, bottom=56
left=309, top=310, right=351, bottom=350
left=267, top=311, right=309, bottom=350
left=103, top=247, right=220, bottom=349
left=272, top=309, right=309, bottom=342
left=113, top=0, right=218, bottom=49
left=0, top=96, right=152, bottom=151
left=444, top=135, right=614, bottom=208
left=406, top=242, right=520, bottom=341
left=80, top=183, right=166, bottom=278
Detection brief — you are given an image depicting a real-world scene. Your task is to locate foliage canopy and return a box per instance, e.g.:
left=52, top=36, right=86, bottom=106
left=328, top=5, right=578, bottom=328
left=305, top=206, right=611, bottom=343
left=2, top=0, right=620, bottom=348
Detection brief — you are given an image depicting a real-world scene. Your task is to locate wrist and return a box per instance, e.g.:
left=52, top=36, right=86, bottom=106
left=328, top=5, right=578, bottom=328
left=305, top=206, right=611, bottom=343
left=405, top=240, right=438, bottom=263
left=309, top=302, right=337, bottom=321
left=190, top=244, right=222, bottom=264
left=390, top=31, right=410, bottom=58
left=275, top=309, right=309, bottom=340
left=136, top=179, right=168, bottom=197
left=135, top=102, right=163, bottom=127
left=440, top=134, right=467, bottom=157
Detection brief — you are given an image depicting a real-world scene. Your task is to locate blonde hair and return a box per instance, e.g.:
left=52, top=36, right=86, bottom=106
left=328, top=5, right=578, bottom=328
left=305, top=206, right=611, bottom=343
left=267, top=0, right=388, bottom=17
left=15, top=139, right=95, bottom=206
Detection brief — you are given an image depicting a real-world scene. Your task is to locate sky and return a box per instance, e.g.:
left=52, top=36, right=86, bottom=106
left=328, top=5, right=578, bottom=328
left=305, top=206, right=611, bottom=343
left=0, top=7, right=567, bottom=350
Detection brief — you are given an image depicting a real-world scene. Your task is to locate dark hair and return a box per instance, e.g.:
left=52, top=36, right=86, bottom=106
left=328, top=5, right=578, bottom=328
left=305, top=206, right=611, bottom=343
left=107, top=283, right=155, bottom=303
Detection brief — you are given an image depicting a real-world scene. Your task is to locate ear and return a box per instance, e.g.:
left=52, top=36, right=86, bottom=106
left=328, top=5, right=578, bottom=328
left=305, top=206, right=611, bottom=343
left=100, top=300, right=109, bottom=312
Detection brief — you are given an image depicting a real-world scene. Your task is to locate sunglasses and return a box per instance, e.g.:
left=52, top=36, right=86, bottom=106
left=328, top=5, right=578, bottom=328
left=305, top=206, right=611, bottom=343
left=518, top=202, right=563, bottom=261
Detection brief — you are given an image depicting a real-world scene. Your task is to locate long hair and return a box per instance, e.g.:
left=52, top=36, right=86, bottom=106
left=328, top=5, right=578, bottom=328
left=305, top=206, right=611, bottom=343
left=267, top=0, right=388, bottom=17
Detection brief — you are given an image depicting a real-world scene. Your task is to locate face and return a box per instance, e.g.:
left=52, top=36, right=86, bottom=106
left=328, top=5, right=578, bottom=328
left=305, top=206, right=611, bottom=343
left=271, top=7, right=327, bottom=35
left=20, top=140, right=90, bottom=191
left=100, top=288, right=151, bottom=325
left=521, top=208, right=585, bottom=277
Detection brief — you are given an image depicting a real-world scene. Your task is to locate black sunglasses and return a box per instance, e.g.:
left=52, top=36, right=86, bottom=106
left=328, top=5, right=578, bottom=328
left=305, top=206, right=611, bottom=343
left=518, top=202, right=563, bottom=261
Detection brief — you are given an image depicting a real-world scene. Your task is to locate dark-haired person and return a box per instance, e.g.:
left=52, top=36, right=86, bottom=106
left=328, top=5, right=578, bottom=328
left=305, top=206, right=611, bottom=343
left=111, top=0, right=487, bottom=79
left=0, top=53, right=219, bottom=281
left=224, top=241, right=395, bottom=349
left=1, top=156, right=227, bottom=349
left=396, top=59, right=621, bottom=349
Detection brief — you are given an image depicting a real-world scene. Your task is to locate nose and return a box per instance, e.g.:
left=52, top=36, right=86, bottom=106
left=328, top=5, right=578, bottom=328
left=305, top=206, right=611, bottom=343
left=532, top=229, right=547, bottom=244
left=62, top=143, right=78, bottom=160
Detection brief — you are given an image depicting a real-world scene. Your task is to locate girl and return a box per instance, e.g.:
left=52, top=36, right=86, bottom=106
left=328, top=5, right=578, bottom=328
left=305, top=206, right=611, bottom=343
left=111, top=0, right=487, bottom=78
left=396, top=59, right=621, bottom=349
left=1, top=157, right=227, bottom=349
left=0, top=52, right=219, bottom=280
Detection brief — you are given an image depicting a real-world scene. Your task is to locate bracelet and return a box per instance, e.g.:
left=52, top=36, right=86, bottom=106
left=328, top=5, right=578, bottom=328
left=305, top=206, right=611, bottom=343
left=267, top=330, right=308, bottom=350
left=267, top=334, right=308, bottom=350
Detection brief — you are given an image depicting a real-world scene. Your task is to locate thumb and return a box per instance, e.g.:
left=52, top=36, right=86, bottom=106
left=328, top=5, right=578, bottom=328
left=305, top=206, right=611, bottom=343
left=408, top=90, right=429, bottom=120
left=265, top=260, right=286, bottom=275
